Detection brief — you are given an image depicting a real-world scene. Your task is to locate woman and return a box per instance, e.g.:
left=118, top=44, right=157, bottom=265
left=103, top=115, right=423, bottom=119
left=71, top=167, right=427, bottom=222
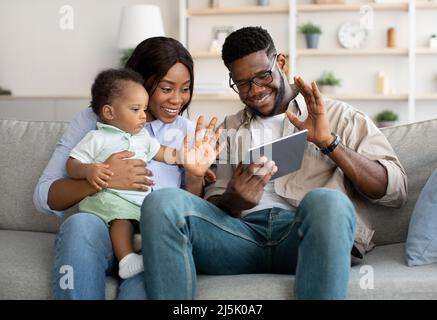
left=33, top=37, right=218, bottom=299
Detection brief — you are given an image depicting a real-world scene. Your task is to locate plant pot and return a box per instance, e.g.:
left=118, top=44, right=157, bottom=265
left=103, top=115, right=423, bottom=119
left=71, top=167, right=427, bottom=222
left=305, top=34, right=319, bottom=49
left=319, top=85, right=337, bottom=94
left=257, top=0, right=270, bottom=5
left=377, top=121, right=397, bottom=128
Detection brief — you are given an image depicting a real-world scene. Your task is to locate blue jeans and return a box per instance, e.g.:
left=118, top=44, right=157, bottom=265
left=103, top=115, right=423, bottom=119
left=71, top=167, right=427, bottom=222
left=52, top=212, right=146, bottom=300
left=140, top=188, right=356, bottom=300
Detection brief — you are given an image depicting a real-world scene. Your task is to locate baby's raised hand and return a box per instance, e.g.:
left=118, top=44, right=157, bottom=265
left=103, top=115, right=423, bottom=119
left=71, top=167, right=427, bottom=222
left=85, top=163, right=113, bottom=191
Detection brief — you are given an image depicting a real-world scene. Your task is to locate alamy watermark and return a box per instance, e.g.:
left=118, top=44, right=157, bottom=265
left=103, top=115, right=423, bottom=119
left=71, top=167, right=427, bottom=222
left=59, top=265, right=74, bottom=290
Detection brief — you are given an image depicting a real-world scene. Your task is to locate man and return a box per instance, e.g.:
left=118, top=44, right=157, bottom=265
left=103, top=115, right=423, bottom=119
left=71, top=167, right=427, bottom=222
left=140, top=27, right=407, bottom=299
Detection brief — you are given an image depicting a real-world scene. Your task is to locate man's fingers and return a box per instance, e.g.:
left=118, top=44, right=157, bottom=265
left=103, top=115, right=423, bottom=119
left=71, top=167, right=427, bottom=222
left=234, top=162, right=245, bottom=176
left=312, top=81, right=324, bottom=111
left=294, top=76, right=316, bottom=110
left=286, top=111, right=304, bottom=130
left=260, top=165, right=278, bottom=185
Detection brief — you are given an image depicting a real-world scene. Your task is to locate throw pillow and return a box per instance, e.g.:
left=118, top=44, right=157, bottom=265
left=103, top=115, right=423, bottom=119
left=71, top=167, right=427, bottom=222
left=406, top=169, right=437, bottom=266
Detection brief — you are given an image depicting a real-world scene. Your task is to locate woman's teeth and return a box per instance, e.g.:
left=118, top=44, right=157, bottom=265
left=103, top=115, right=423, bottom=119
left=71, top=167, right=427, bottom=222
left=162, top=107, right=178, bottom=115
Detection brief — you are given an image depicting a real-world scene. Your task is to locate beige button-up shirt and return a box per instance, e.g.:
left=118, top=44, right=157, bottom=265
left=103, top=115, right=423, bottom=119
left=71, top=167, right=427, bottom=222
left=204, top=93, right=408, bottom=255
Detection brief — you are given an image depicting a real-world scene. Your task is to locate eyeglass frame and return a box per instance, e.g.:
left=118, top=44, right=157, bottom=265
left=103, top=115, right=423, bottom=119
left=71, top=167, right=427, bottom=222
left=228, top=54, right=278, bottom=95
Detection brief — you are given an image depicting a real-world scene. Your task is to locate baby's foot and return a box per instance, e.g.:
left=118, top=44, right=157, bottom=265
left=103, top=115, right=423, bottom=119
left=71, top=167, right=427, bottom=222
left=118, top=253, right=144, bottom=279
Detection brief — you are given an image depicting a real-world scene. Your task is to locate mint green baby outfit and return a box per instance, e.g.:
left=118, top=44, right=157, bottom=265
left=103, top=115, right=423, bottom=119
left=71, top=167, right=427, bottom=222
left=70, top=122, right=160, bottom=225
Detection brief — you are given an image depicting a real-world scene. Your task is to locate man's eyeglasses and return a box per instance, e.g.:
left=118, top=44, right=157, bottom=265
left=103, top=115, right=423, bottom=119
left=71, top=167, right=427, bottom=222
left=229, top=54, right=277, bottom=95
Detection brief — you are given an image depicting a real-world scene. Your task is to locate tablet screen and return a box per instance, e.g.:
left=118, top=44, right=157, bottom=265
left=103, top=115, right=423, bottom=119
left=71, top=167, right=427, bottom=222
left=246, top=129, right=308, bottom=180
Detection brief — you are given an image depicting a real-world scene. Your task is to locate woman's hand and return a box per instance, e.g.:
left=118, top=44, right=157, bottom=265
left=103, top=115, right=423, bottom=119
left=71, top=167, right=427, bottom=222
left=179, top=116, right=225, bottom=177
left=104, top=151, right=155, bottom=191
left=286, top=76, right=334, bottom=149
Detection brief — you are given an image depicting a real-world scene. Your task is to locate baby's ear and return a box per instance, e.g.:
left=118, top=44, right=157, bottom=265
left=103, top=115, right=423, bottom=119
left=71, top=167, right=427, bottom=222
left=101, top=104, right=114, bottom=121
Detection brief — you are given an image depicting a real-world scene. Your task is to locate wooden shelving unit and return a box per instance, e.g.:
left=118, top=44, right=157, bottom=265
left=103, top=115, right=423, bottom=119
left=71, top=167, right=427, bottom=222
left=297, top=48, right=409, bottom=56
left=187, top=5, right=288, bottom=16
left=325, top=94, right=409, bottom=101
left=192, top=94, right=238, bottom=102
left=180, top=0, right=437, bottom=123
left=416, top=1, right=437, bottom=9
left=416, top=48, right=437, bottom=55
left=416, top=94, right=437, bottom=101
left=297, top=3, right=409, bottom=12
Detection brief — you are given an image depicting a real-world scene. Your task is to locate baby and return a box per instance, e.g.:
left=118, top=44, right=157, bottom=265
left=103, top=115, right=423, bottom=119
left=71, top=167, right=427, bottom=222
left=67, top=68, right=218, bottom=279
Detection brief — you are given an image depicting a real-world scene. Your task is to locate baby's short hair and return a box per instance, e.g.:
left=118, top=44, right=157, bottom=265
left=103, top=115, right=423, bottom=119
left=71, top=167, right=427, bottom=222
left=90, top=68, right=144, bottom=115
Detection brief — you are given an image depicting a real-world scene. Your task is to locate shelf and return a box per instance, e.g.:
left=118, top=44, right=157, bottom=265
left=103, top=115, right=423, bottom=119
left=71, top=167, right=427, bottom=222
left=192, top=51, right=221, bottom=58
left=324, top=94, right=408, bottom=101
left=0, top=95, right=89, bottom=100
left=187, top=5, right=288, bottom=16
left=297, top=48, right=408, bottom=56
left=192, top=94, right=238, bottom=101
left=416, top=94, right=437, bottom=100
left=416, top=48, right=437, bottom=54
left=297, top=3, right=409, bottom=12
left=416, top=1, right=437, bottom=9
left=192, top=94, right=412, bottom=102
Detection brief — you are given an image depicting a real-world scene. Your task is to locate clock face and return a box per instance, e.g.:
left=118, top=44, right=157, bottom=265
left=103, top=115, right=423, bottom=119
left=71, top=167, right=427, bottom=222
left=338, top=22, right=368, bottom=49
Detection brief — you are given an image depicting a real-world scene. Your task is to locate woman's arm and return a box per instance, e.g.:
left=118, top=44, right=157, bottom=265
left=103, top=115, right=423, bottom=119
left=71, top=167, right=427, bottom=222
left=49, top=151, right=155, bottom=211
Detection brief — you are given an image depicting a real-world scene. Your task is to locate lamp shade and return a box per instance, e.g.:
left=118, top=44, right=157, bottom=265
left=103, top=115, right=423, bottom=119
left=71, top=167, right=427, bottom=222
left=117, top=5, right=165, bottom=49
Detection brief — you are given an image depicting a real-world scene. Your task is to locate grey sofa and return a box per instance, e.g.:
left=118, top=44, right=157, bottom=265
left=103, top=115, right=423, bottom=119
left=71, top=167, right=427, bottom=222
left=1, top=117, right=437, bottom=300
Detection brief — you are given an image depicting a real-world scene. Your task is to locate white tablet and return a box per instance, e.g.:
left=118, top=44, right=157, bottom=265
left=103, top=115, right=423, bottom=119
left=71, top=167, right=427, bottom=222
left=245, top=129, right=308, bottom=180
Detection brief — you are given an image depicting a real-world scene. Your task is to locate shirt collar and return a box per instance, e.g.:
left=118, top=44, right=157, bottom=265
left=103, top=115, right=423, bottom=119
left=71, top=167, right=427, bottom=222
left=96, top=122, right=145, bottom=137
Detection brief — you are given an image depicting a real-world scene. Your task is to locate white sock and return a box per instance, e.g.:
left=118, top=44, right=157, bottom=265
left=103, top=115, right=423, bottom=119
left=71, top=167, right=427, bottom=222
left=118, top=253, right=144, bottom=279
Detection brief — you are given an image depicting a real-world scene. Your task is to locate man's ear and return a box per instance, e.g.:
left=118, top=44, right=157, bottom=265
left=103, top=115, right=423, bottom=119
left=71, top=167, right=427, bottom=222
left=101, top=105, right=114, bottom=121
left=277, top=53, right=287, bottom=73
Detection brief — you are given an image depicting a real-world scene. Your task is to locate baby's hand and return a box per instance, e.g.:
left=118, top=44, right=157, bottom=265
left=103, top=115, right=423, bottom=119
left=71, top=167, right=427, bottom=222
left=85, top=164, right=113, bottom=191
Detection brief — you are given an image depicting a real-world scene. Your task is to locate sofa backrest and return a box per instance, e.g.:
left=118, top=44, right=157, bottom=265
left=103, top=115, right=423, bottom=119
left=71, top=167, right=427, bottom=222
left=0, top=119, right=72, bottom=233
left=363, top=118, right=437, bottom=246
left=1, top=118, right=437, bottom=244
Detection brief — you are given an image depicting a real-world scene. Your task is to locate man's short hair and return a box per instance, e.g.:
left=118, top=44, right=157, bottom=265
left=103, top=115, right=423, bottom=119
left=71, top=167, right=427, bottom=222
left=222, top=26, right=277, bottom=68
left=90, top=68, right=144, bottom=116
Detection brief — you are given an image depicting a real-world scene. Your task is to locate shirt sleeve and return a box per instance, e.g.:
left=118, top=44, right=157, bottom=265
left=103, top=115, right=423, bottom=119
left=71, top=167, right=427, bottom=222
left=32, top=108, right=98, bottom=216
left=69, top=130, right=101, bottom=164
left=203, top=118, right=233, bottom=200
left=146, top=136, right=161, bottom=162
left=338, top=106, right=408, bottom=207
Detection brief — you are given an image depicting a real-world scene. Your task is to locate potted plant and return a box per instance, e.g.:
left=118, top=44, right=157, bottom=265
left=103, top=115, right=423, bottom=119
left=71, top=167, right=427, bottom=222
left=375, top=110, right=399, bottom=128
left=120, top=48, right=134, bottom=67
left=0, top=86, right=12, bottom=95
left=316, top=71, right=341, bottom=94
left=298, top=22, right=322, bottom=49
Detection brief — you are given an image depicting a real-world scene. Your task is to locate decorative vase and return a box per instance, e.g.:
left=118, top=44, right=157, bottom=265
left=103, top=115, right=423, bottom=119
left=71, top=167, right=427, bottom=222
left=305, top=34, right=319, bottom=49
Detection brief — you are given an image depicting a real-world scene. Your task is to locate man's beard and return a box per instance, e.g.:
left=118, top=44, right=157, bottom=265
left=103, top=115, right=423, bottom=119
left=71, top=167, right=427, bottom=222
left=249, top=76, right=286, bottom=118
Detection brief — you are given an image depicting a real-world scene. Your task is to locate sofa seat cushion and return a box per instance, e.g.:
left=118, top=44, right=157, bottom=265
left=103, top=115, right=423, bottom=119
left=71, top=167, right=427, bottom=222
left=2, top=230, right=436, bottom=300
left=0, top=230, right=118, bottom=300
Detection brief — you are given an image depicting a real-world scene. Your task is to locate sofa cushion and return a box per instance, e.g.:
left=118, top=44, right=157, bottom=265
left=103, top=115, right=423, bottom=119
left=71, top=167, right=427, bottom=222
left=196, top=243, right=437, bottom=300
left=406, top=169, right=437, bottom=266
left=2, top=229, right=436, bottom=299
left=0, top=230, right=118, bottom=300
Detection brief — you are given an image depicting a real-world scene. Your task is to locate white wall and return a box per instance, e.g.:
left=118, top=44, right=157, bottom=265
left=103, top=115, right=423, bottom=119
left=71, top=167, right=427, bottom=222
left=0, top=0, right=178, bottom=97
